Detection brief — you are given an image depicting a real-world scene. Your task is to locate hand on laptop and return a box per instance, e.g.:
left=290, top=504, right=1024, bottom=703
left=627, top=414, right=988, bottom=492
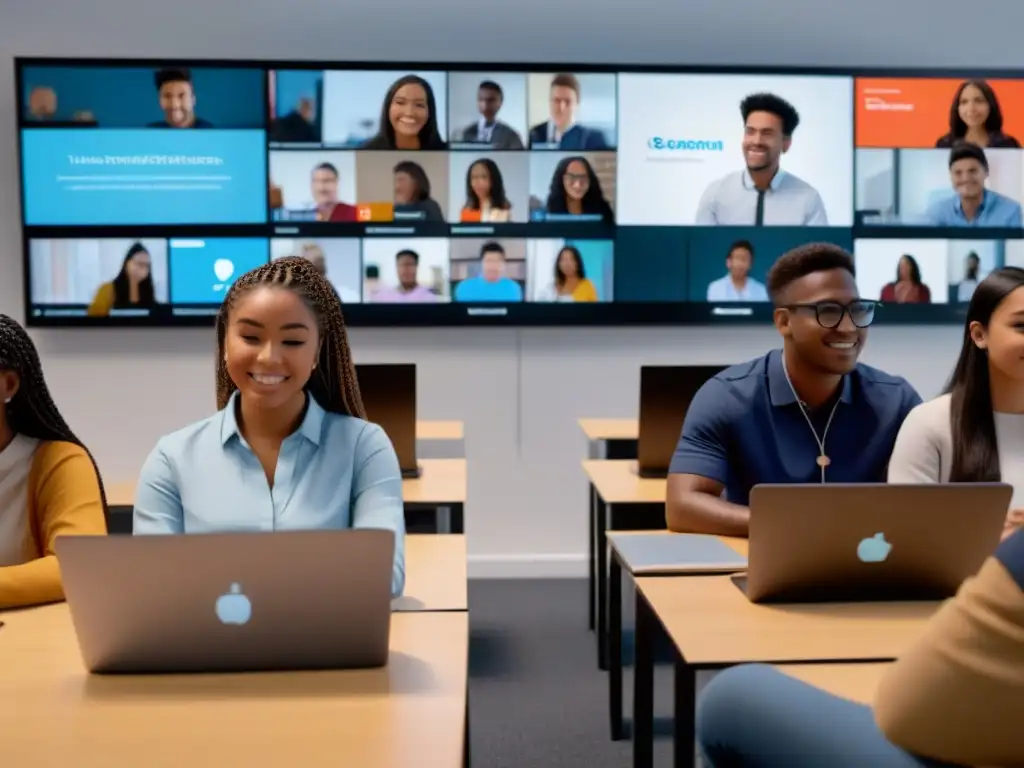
left=1002, top=509, right=1024, bottom=541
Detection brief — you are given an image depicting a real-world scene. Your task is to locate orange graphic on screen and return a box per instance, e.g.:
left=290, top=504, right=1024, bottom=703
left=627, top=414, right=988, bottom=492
left=855, top=78, right=1024, bottom=148
left=356, top=202, right=395, bottom=222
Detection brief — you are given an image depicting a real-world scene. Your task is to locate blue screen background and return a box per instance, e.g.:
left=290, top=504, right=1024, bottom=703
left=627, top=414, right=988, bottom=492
left=169, top=238, right=270, bottom=303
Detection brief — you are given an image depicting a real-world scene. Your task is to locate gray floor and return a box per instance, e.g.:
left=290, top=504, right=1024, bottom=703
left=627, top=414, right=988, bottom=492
left=467, top=578, right=681, bottom=768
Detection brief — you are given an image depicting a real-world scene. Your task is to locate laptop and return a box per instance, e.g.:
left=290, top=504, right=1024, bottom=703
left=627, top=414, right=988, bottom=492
left=737, top=483, right=1012, bottom=603
left=55, top=529, right=395, bottom=674
left=637, top=365, right=726, bottom=478
left=356, top=363, right=420, bottom=479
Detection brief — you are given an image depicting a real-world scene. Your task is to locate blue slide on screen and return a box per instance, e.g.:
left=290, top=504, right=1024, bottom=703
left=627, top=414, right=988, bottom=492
left=21, top=129, right=268, bottom=226
left=169, top=239, right=269, bottom=304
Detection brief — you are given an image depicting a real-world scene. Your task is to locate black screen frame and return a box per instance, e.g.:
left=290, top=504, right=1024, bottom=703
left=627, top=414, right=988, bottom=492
left=14, top=57, right=1019, bottom=329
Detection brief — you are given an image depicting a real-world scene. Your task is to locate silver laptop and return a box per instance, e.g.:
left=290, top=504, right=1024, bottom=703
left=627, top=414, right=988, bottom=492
left=737, top=483, right=1011, bottom=603
left=55, top=529, right=395, bottom=674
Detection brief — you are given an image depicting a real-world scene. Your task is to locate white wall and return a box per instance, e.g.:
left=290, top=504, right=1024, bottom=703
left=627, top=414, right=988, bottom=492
left=0, top=0, right=1005, bottom=577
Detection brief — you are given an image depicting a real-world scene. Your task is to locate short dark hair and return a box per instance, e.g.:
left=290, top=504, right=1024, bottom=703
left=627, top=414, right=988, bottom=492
left=314, top=162, right=338, bottom=177
left=766, top=243, right=855, bottom=304
left=949, top=141, right=988, bottom=170
left=154, top=68, right=193, bottom=91
left=480, top=240, right=506, bottom=259
left=478, top=80, right=503, bottom=97
left=550, top=73, right=580, bottom=96
left=728, top=239, right=755, bottom=259
left=740, top=93, right=800, bottom=136
left=396, top=249, right=419, bottom=264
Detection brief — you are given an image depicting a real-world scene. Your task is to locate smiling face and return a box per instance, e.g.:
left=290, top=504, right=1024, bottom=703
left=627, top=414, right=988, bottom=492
left=958, top=84, right=991, bottom=130
left=557, top=248, right=578, bottom=278
left=549, top=85, right=577, bottom=130
left=223, top=286, right=319, bottom=412
left=158, top=79, right=196, bottom=128
left=563, top=160, right=590, bottom=201
left=951, top=157, right=987, bottom=200
left=481, top=250, right=505, bottom=282
left=776, top=268, right=865, bottom=375
left=470, top=162, right=492, bottom=200
left=973, top=285, right=1024, bottom=385
left=389, top=82, right=429, bottom=140
left=726, top=246, right=752, bottom=280
left=126, top=250, right=151, bottom=283
left=741, top=110, right=788, bottom=172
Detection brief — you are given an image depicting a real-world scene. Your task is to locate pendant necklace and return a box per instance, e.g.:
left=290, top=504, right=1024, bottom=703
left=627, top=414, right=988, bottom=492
left=782, top=356, right=840, bottom=483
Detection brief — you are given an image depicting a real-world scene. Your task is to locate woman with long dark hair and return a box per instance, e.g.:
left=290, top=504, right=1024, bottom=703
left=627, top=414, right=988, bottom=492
left=889, top=266, right=1024, bottom=540
left=544, top=156, right=615, bottom=224
left=880, top=254, right=931, bottom=304
left=0, top=314, right=107, bottom=609
left=392, top=160, right=444, bottom=222
left=459, top=158, right=512, bottom=222
left=361, top=75, right=446, bottom=151
left=87, top=242, right=156, bottom=317
left=537, top=245, right=597, bottom=302
left=935, top=79, right=1021, bottom=149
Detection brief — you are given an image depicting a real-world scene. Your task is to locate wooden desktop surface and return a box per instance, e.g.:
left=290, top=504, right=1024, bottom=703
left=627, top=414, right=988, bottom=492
left=638, top=576, right=937, bottom=666
left=582, top=460, right=665, bottom=504
left=779, top=663, right=891, bottom=706
left=417, top=420, right=464, bottom=441
left=393, top=534, right=467, bottom=612
left=0, top=606, right=468, bottom=768
left=107, top=458, right=468, bottom=508
left=609, top=530, right=748, bottom=561
left=578, top=418, right=639, bottom=442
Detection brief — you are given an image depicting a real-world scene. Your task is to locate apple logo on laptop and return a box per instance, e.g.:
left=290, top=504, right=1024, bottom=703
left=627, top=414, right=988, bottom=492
left=857, top=533, right=892, bottom=563
left=215, top=583, right=252, bottom=625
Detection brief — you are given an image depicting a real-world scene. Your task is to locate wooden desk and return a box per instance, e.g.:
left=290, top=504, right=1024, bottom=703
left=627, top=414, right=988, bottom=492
left=632, top=575, right=937, bottom=768
left=417, top=420, right=464, bottom=441
left=106, top=458, right=468, bottom=534
left=581, top=460, right=665, bottom=669
left=605, top=531, right=747, bottom=740
left=393, top=534, right=468, bottom=612
left=1, top=606, right=469, bottom=768
left=781, top=662, right=891, bottom=706
left=578, top=418, right=639, bottom=444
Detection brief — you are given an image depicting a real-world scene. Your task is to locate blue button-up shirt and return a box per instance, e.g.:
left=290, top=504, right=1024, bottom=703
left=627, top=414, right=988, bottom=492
left=669, top=349, right=921, bottom=505
left=133, top=391, right=406, bottom=596
left=695, top=169, right=829, bottom=226
left=925, top=189, right=1023, bottom=228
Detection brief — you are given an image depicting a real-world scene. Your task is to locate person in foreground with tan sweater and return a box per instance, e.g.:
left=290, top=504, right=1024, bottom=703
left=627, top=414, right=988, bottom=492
left=695, top=527, right=1024, bottom=767
left=0, top=315, right=107, bottom=610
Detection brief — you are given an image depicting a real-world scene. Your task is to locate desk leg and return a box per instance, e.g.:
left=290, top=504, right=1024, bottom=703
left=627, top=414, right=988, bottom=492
left=588, top=483, right=597, bottom=631
left=632, top=589, right=655, bottom=768
left=608, top=552, right=624, bottom=740
left=450, top=503, right=465, bottom=534
left=673, top=659, right=696, bottom=768
left=596, top=498, right=609, bottom=671
left=463, top=684, right=472, bottom=768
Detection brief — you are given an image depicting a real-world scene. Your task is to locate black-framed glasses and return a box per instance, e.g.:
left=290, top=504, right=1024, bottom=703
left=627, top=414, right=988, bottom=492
left=783, top=300, right=877, bottom=329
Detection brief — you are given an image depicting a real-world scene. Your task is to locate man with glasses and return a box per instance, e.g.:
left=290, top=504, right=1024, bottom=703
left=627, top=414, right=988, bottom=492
left=665, top=242, right=922, bottom=537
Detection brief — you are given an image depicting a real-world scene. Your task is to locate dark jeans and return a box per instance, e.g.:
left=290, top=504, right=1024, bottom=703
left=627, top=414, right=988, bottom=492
left=696, top=664, right=962, bottom=768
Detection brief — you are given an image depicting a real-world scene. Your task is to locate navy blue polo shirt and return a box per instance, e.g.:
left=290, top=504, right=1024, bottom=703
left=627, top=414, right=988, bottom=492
left=669, top=349, right=922, bottom=505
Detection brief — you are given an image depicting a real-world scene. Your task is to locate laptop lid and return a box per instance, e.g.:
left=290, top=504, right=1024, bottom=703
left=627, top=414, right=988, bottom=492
left=743, top=483, right=1012, bottom=603
left=55, top=529, right=395, bottom=674
left=637, top=365, right=725, bottom=477
left=356, top=363, right=417, bottom=476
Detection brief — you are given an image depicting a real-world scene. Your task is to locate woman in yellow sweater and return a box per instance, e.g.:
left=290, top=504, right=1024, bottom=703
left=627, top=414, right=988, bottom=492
left=0, top=315, right=107, bottom=610
left=537, top=245, right=598, bottom=302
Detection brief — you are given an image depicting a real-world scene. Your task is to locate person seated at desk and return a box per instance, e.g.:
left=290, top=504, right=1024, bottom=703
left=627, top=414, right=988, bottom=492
left=889, top=267, right=1024, bottom=541
left=0, top=315, right=107, bottom=610
left=925, top=142, right=1023, bottom=228
left=665, top=243, right=921, bottom=537
left=132, top=258, right=406, bottom=597
left=695, top=527, right=1024, bottom=767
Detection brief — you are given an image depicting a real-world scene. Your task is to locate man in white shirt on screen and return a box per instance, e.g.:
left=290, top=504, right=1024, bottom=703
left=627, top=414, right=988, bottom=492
left=695, top=93, right=827, bottom=227
left=705, top=239, right=769, bottom=302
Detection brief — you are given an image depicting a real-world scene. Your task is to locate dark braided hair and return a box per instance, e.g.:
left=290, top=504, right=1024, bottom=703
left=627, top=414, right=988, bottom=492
left=215, top=257, right=366, bottom=418
left=0, top=314, right=109, bottom=525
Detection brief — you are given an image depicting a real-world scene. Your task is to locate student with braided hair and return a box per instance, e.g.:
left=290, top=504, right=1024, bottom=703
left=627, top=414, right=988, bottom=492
left=0, top=315, right=107, bottom=609
left=133, top=257, right=406, bottom=596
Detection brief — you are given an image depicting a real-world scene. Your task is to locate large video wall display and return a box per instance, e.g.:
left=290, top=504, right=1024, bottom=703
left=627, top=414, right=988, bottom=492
left=17, top=59, right=1024, bottom=327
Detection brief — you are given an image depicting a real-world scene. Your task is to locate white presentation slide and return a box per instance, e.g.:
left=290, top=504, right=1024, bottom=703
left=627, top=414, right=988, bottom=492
left=616, top=74, right=854, bottom=226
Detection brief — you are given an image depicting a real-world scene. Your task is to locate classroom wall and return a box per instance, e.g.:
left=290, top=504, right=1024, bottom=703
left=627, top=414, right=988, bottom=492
left=0, top=0, right=1003, bottom=577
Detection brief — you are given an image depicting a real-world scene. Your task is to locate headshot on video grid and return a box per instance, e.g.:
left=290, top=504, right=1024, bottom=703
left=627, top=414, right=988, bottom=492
left=447, top=72, right=528, bottom=149
left=525, top=73, right=618, bottom=150
left=268, top=69, right=323, bottom=144
left=361, top=238, right=451, bottom=303
left=447, top=151, right=530, bottom=223
left=615, top=73, right=854, bottom=227
left=20, top=65, right=265, bottom=128
left=29, top=238, right=169, bottom=305
left=320, top=70, right=448, bottom=149
left=853, top=238, right=960, bottom=305
left=855, top=147, right=1024, bottom=227
left=269, top=151, right=358, bottom=221
left=354, top=151, right=451, bottom=221
left=525, top=239, right=614, bottom=302
left=527, top=151, right=617, bottom=222
left=270, top=238, right=362, bottom=304
left=449, top=238, right=527, bottom=302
